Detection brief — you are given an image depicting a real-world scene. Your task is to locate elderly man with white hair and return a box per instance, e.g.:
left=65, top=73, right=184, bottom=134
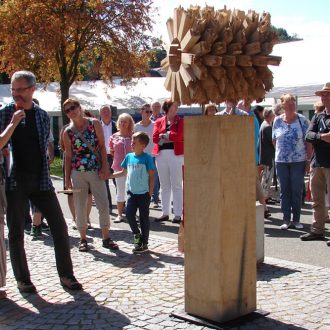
left=99, top=105, right=117, bottom=214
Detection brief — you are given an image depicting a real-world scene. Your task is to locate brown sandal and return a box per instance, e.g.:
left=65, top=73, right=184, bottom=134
left=102, top=238, right=119, bottom=251
left=60, top=276, right=82, bottom=290
left=78, top=239, right=89, bottom=252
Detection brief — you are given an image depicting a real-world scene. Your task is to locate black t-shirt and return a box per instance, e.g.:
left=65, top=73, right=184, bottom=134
left=11, top=108, right=42, bottom=176
left=259, top=121, right=275, bottom=167
left=306, top=112, right=330, bottom=168
left=159, top=122, right=174, bottom=150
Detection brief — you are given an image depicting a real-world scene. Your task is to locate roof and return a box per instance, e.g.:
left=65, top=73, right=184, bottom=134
left=0, top=78, right=171, bottom=112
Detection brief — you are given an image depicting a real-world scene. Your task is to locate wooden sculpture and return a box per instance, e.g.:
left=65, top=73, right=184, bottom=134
left=162, top=6, right=282, bottom=104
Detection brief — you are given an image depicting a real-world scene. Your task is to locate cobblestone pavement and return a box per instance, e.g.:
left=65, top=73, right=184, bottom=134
left=1, top=221, right=330, bottom=330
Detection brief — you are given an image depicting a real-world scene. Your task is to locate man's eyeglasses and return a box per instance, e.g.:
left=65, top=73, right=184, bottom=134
left=10, top=86, right=33, bottom=93
left=64, top=104, right=78, bottom=114
left=145, top=110, right=152, bottom=114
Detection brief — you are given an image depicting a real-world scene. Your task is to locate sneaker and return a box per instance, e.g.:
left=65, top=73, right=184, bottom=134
left=300, top=232, right=325, bottom=241
left=172, top=216, right=182, bottom=224
left=293, top=222, right=304, bottom=229
left=133, top=243, right=149, bottom=254
left=30, top=225, right=42, bottom=238
left=153, top=202, right=160, bottom=208
left=265, top=197, right=276, bottom=205
left=133, top=233, right=142, bottom=246
left=155, top=214, right=169, bottom=222
left=41, top=221, right=50, bottom=231
left=280, top=222, right=291, bottom=230
left=17, top=280, right=36, bottom=293
left=114, top=215, right=124, bottom=223
left=326, top=240, right=330, bottom=246
left=264, top=210, right=271, bottom=219
left=102, top=238, right=119, bottom=251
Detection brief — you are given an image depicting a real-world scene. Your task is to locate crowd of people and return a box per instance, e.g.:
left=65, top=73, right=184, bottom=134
left=206, top=89, right=330, bottom=238
left=0, top=70, right=329, bottom=300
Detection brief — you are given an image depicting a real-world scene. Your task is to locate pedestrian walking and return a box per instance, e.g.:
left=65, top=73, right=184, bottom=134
left=63, top=98, right=118, bottom=252
left=111, top=132, right=155, bottom=253
left=272, top=94, right=312, bottom=230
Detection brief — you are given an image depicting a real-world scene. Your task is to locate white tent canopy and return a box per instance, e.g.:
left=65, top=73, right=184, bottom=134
left=0, top=78, right=171, bottom=112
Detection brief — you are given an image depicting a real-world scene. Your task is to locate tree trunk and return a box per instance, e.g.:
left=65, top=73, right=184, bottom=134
left=60, top=80, right=70, bottom=126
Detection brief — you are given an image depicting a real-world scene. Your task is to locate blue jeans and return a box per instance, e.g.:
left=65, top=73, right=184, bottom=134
left=126, top=192, right=150, bottom=245
left=152, top=157, right=160, bottom=202
left=275, top=161, right=306, bottom=222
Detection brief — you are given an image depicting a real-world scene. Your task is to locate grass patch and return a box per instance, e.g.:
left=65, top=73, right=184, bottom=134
left=50, top=156, right=63, bottom=178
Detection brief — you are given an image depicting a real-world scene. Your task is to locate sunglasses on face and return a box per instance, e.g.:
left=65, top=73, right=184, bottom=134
left=145, top=110, right=152, bottom=114
left=64, top=104, right=78, bottom=114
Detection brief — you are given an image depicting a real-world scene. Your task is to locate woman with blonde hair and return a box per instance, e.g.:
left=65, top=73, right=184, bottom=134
left=109, top=113, right=134, bottom=222
left=272, top=94, right=312, bottom=230
left=63, top=98, right=118, bottom=252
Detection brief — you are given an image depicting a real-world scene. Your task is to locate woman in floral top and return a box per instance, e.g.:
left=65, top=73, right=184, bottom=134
left=272, top=94, right=312, bottom=230
left=109, top=113, right=134, bottom=222
left=63, top=98, right=118, bottom=252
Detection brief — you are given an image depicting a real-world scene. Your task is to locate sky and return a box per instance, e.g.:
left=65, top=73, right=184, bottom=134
left=151, top=0, right=330, bottom=42
left=150, top=0, right=330, bottom=87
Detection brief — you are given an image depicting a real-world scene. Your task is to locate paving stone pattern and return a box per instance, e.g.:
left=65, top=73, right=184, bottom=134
left=0, top=222, right=330, bottom=329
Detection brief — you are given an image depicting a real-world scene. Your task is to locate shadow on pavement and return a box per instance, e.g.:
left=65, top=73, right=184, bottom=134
left=244, top=315, right=308, bottom=330
left=0, top=291, right=130, bottom=328
left=85, top=239, right=183, bottom=276
left=257, top=262, right=300, bottom=281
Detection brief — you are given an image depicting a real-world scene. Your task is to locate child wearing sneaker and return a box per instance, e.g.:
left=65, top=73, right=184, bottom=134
left=111, top=132, right=155, bottom=253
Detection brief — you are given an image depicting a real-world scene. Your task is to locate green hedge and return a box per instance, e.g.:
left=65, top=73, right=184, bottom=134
left=50, top=156, right=63, bottom=178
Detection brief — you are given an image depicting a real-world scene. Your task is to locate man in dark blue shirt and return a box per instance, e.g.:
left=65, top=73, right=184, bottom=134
left=0, top=71, right=82, bottom=293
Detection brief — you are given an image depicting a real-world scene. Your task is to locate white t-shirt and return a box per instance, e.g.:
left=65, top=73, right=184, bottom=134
left=101, top=121, right=113, bottom=154
left=134, top=121, right=154, bottom=155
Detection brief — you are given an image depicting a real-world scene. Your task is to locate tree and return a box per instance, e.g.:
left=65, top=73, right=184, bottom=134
left=270, top=25, right=302, bottom=42
left=0, top=0, right=153, bottom=124
left=145, top=36, right=167, bottom=70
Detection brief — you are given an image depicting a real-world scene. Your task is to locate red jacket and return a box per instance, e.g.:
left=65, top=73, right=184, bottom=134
left=152, top=115, right=184, bottom=156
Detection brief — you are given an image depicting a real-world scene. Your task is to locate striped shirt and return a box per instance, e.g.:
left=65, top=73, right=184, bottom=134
left=0, top=102, right=52, bottom=191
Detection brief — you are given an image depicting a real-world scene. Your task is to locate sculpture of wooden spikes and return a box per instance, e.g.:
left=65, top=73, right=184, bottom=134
left=161, top=5, right=282, bottom=104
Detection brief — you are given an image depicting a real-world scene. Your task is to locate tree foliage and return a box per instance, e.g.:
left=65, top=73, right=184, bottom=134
left=270, top=25, right=302, bottom=42
left=0, top=0, right=153, bottom=123
left=148, top=37, right=167, bottom=69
